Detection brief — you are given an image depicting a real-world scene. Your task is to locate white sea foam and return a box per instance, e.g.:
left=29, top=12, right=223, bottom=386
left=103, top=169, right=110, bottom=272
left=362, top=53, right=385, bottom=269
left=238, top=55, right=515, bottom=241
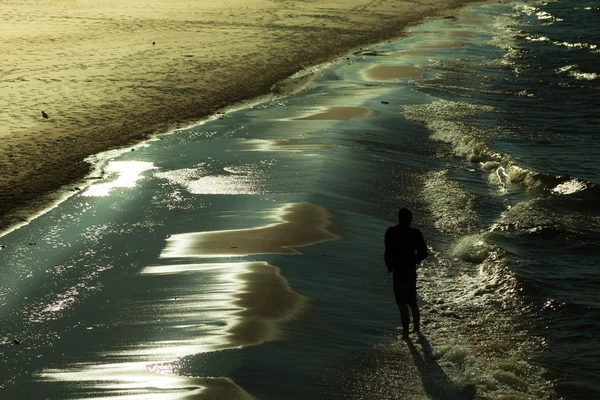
left=492, top=199, right=581, bottom=235
left=422, top=171, right=478, bottom=235
left=526, top=35, right=551, bottom=42
left=403, top=101, right=502, bottom=163
left=552, top=178, right=588, bottom=195
left=553, top=40, right=599, bottom=53
left=416, top=238, right=538, bottom=399
left=536, top=11, right=562, bottom=22
left=403, top=101, right=553, bottom=193
left=558, top=64, right=600, bottom=80
left=488, top=165, right=548, bottom=191
left=434, top=344, right=469, bottom=364
left=450, top=234, right=494, bottom=264
left=403, top=100, right=574, bottom=194
left=514, top=3, right=538, bottom=15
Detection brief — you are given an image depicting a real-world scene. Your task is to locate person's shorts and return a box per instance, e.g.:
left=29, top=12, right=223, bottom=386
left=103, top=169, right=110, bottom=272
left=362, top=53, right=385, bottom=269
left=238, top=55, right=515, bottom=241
left=393, top=280, right=417, bottom=305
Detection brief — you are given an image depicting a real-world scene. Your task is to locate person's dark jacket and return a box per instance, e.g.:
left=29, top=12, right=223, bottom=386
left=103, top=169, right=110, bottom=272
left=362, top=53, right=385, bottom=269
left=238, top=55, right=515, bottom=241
left=384, top=224, right=428, bottom=280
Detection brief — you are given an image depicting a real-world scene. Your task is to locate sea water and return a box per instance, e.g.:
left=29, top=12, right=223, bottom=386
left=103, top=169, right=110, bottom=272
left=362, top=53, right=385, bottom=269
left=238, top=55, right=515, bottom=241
left=0, top=0, right=598, bottom=399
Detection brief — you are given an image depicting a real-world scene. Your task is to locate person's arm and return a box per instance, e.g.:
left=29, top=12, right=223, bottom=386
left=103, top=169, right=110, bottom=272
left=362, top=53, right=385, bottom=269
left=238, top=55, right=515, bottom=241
left=415, top=230, right=428, bottom=264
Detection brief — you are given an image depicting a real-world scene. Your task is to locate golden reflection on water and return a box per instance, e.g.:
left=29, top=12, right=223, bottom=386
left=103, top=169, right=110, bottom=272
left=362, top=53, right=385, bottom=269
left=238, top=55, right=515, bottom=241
left=38, top=362, right=254, bottom=400
left=241, top=139, right=333, bottom=153
left=34, top=202, right=337, bottom=398
left=292, top=106, right=373, bottom=120
left=84, top=161, right=155, bottom=197
left=161, top=202, right=340, bottom=258
left=34, top=261, right=305, bottom=399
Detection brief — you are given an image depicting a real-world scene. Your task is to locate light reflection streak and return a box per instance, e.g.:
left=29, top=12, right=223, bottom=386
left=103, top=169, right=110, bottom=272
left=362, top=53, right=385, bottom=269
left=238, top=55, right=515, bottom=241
left=552, top=179, right=587, bottom=195
left=138, top=262, right=306, bottom=350
left=83, top=161, right=155, bottom=197
left=34, top=261, right=305, bottom=399
left=292, top=106, right=373, bottom=120
left=240, top=139, right=333, bottom=153
left=35, top=203, right=337, bottom=398
left=38, top=362, right=253, bottom=400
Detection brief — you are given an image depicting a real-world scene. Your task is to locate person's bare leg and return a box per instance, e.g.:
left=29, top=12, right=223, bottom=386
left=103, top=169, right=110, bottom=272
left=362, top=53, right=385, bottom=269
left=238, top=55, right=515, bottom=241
left=398, top=303, right=410, bottom=339
left=410, top=303, right=420, bottom=333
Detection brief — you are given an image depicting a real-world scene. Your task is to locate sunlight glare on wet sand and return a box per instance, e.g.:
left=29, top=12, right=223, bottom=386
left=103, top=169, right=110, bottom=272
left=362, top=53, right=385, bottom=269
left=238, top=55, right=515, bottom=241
left=292, top=106, right=373, bottom=120
left=83, top=161, right=155, bottom=197
left=34, top=261, right=304, bottom=399
left=37, top=362, right=255, bottom=400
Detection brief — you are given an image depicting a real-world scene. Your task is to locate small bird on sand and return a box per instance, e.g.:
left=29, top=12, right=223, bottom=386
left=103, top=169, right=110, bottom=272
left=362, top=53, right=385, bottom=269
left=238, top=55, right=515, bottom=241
left=152, top=41, right=156, bottom=46
left=41, top=111, right=49, bottom=120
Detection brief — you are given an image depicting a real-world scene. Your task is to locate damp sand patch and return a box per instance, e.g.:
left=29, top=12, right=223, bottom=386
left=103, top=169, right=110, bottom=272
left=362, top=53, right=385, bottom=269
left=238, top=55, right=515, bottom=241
left=141, top=261, right=307, bottom=349
left=447, top=30, right=473, bottom=39
left=225, top=262, right=307, bottom=346
left=410, top=40, right=464, bottom=49
left=363, top=65, right=424, bottom=81
left=161, top=202, right=340, bottom=258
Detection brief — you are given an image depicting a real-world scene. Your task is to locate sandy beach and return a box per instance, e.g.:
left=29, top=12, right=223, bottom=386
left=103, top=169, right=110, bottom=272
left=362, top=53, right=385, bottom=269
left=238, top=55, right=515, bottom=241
left=0, top=0, right=488, bottom=233
left=2, top=3, right=580, bottom=396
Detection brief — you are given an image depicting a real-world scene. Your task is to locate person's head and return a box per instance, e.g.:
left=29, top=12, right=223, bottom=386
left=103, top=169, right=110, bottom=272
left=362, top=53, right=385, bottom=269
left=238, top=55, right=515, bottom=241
left=397, top=208, right=413, bottom=226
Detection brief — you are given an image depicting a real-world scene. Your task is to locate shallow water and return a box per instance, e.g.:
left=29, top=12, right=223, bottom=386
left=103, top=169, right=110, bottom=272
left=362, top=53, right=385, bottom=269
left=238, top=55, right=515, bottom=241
left=1, top=0, right=599, bottom=399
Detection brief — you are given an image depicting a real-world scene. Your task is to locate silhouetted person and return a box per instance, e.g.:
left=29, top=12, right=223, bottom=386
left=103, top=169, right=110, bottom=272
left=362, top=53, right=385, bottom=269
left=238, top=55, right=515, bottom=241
left=385, top=208, right=428, bottom=339
left=41, top=111, right=48, bottom=120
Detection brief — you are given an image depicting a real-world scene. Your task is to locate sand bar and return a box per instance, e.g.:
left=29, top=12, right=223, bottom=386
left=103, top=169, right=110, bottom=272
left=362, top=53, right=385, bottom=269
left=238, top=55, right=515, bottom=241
left=363, top=65, right=425, bottom=81
left=0, top=0, right=487, bottom=232
left=161, top=202, right=340, bottom=258
left=228, top=262, right=307, bottom=347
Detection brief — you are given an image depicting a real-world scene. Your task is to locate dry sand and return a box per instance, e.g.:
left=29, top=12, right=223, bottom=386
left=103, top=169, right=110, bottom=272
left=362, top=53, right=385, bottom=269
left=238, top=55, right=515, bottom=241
left=1, top=0, right=487, bottom=232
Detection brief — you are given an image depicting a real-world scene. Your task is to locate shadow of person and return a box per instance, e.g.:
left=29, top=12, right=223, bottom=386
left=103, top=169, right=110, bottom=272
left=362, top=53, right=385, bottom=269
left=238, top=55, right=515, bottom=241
left=406, top=332, right=476, bottom=400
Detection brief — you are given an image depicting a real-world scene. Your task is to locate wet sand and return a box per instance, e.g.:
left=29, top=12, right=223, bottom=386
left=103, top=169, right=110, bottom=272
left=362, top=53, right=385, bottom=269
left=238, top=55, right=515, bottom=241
left=161, top=202, right=340, bottom=258
left=38, top=363, right=257, bottom=400
left=363, top=65, right=425, bottom=80
left=227, top=262, right=307, bottom=347
left=35, top=260, right=307, bottom=399
left=0, top=0, right=488, bottom=232
left=142, top=261, right=308, bottom=349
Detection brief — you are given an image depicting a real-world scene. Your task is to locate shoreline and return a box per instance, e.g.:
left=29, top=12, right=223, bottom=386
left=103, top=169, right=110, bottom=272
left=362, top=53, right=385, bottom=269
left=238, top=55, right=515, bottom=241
left=0, top=0, right=489, bottom=235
